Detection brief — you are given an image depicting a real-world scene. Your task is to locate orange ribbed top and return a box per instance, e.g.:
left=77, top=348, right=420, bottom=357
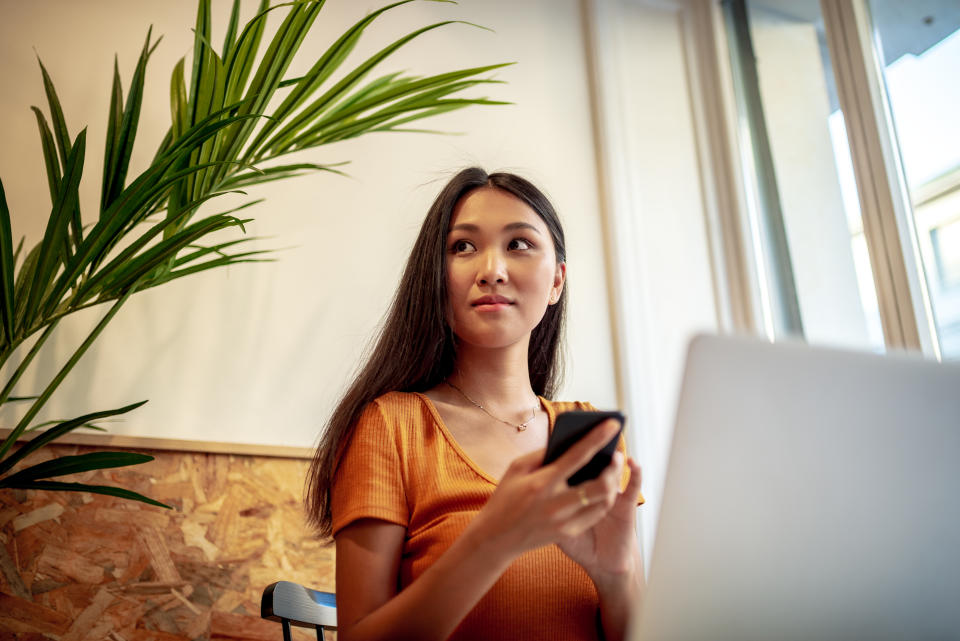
left=331, top=391, right=641, bottom=640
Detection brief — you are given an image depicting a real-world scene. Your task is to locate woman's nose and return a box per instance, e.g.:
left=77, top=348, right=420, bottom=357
left=477, top=249, right=507, bottom=285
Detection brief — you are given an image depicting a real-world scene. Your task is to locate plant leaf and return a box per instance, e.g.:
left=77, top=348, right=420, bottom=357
left=11, top=236, right=24, bottom=270
left=277, top=76, right=506, bottom=153
left=243, top=0, right=407, bottom=158
left=70, top=178, right=251, bottom=305
left=0, top=400, right=148, bottom=476
left=30, top=106, right=62, bottom=205
left=12, top=241, right=42, bottom=333
left=220, top=162, right=347, bottom=190
left=223, top=0, right=271, bottom=106
left=20, top=129, right=85, bottom=333
left=299, top=96, right=506, bottom=148
left=36, top=57, right=72, bottom=168
left=0, top=322, right=58, bottom=410
left=95, top=215, right=252, bottom=299
left=0, top=178, right=14, bottom=343
left=0, top=450, right=153, bottom=485
left=2, top=0, right=511, bottom=495
left=256, top=17, right=478, bottom=159
left=102, top=29, right=156, bottom=213
left=0, top=479, right=171, bottom=509
left=141, top=254, right=271, bottom=290
left=36, top=58, right=84, bottom=250
left=222, top=0, right=243, bottom=61
left=215, top=1, right=324, bottom=174
left=101, top=56, right=124, bottom=213
left=173, top=243, right=271, bottom=269
left=326, top=68, right=507, bottom=130
left=187, top=0, right=213, bottom=127
left=25, top=419, right=107, bottom=433
left=170, top=58, right=189, bottom=141
left=1, top=291, right=133, bottom=462
left=43, top=110, right=258, bottom=313
left=173, top=235, right=263, bottom=265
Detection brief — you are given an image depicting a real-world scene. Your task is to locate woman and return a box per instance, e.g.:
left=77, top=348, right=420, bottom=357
left=306, top=168, right=644, bottom=641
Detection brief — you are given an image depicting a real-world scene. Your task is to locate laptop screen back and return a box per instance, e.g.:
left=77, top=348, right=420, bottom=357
left=631, top=335, right=960, bottom=641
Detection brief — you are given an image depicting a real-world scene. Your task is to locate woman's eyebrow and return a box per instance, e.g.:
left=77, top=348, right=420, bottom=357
left=504, top=222, right=542, bottom=234
left=448, top=221, right=542, bottom=234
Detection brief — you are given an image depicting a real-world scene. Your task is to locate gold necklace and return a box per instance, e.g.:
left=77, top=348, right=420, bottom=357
left=445, top=380, right=538, bottom=432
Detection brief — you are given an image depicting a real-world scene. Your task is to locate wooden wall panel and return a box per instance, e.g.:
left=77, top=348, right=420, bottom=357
left=0, top=444, right=333, bottom=640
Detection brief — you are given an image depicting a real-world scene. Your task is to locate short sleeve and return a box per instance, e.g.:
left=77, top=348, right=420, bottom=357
left=330, top=400, right=410, bottom=537
left=582, top=401, right=644, bottom=506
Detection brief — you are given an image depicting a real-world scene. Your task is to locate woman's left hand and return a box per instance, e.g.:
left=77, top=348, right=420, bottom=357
left=557, top=454, right=643, bottom=584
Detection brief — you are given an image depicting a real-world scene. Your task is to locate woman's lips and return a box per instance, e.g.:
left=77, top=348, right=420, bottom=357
left=471, top=295, right=513, bottom=312
left=473, top=302, right=511, bottom=312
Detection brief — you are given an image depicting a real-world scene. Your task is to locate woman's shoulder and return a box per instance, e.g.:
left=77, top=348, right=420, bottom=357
left=364, top=390, right=430, bottom=420
left=351, top=392, right=435, bottom=451
left=348, top=391, right=429, bottom=446
left=542, top=398, right=599, bottom=414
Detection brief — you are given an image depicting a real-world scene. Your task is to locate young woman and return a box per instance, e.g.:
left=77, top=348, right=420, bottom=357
left=306, top=168, right=644, bottom=641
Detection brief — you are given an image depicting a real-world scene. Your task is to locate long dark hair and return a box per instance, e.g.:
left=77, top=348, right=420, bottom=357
left=305, top=167, right=568, bottom=538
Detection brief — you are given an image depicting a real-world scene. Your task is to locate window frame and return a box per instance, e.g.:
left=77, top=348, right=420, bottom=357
left=815, top=0, right=939, bottom=356
left=700, top=0, right=943, bottom=357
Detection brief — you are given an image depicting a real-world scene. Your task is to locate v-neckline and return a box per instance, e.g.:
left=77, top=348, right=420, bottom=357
left=414, top=392, right=557, bottom=485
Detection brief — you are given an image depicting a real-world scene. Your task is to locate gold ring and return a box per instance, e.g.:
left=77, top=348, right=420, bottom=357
left=578, top=487, right=589, bottom=507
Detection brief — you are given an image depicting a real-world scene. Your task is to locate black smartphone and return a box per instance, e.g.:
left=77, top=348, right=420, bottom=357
left=543, top=410, right=624, bottom=486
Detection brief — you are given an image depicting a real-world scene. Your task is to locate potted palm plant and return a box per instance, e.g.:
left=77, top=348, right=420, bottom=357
left=0, top=0, right=508, bottom=506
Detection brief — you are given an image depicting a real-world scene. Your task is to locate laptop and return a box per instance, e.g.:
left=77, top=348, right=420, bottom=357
left=630, top=334, right=960, bottom=641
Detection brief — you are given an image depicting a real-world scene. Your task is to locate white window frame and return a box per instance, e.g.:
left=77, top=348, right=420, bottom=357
left=819, top=0, right=940, bottom=357
left=688, top=0, right=943, bottom=357
left=582, top=0, right=949, bottom=568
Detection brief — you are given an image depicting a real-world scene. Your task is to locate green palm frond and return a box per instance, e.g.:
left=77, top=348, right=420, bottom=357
left=0, top=402, right=147, bottom=476
left=4, top=480, right=170, bottom=509
left=1, top=0, right=508, bottom=507
left=0, top=448, right=171, bottom=508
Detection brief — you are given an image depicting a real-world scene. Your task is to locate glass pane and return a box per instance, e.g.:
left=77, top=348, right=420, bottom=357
left=724, top=0, right=885, bottom=353
left=867, top=1, right=960, bottom=359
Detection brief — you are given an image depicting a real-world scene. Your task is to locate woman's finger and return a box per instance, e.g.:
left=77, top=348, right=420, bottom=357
left=584, top=449, right=624, bottom=505
left=627, top=457, right=642, bottom=492
left=611, top=457, right=643, bottom=515
left=545, top=418, right=621, bottom=485
left=558, top=499, right=616, bottom=538
left=551, top=451, right=624, bottom=520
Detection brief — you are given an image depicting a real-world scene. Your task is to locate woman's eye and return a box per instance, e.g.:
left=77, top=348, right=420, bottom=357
left=509, top=238, right=533, bottom=251
left=451, top=239, right=475, bottom=253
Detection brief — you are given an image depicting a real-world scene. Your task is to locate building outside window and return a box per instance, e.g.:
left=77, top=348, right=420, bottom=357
left=724, top=0, right=960, bottom=359
left=867, top=1, right=960, bottom=358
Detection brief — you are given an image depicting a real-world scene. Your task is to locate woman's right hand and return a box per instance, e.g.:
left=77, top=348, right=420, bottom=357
left=468, top=418, right=625, bottom=559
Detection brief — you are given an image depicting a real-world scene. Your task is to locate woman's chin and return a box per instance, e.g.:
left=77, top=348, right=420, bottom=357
left=453, top=329, right=531, bottom=352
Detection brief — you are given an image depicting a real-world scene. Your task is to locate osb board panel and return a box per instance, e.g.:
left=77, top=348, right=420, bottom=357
left=0, top=444, right=334, bottom=640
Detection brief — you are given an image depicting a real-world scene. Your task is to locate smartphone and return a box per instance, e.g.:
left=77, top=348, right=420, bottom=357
left=543, top=410, right=624, bottom=486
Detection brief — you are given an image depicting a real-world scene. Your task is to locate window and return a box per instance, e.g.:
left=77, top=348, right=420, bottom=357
left=868, top=0, right=960, bottom=358
left=723, top=0, right=884, bottom=352
left=720, top=0, right=959, bottom=360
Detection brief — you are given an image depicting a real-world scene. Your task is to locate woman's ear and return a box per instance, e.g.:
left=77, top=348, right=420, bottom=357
left=549, top=262, right=566, bottom=305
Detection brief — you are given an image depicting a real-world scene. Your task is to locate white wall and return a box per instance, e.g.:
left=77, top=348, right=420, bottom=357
left=0, top=0, right=617, bottom=449
left=587, top=0, right=724, bottom=561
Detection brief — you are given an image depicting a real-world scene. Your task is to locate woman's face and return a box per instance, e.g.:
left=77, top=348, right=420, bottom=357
left=445, top=186, right=565, bottom=350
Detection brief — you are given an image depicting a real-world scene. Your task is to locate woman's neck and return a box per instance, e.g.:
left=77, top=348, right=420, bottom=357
left=451, top=341, right=536, bottom=409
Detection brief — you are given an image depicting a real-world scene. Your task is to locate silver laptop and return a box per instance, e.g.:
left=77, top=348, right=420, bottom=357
left=631, top=334, right=960, bottom=641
